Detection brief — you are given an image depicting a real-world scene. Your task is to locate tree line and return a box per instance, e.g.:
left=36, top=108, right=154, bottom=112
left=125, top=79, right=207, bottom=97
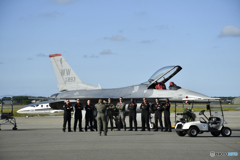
left=0, top=96, right=47, bottom=105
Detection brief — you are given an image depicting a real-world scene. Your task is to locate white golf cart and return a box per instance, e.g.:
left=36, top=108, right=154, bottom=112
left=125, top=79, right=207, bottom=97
left=175, top=99, right=232, bottom=137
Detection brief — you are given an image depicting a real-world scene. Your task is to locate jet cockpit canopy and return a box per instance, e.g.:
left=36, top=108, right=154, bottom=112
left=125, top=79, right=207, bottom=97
left=147, top=65, right=182, bottom=89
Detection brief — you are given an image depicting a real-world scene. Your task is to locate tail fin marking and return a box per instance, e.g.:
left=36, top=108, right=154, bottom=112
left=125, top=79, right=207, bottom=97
left=49, top=54, right=100, bottom=91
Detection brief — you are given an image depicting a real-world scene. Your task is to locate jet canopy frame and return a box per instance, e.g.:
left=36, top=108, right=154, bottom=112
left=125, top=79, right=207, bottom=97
left=147, top=65, right=182, bottom=88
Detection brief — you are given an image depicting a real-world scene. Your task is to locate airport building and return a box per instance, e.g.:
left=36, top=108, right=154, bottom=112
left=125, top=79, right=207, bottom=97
left=2, top=100, right=18, bottom=105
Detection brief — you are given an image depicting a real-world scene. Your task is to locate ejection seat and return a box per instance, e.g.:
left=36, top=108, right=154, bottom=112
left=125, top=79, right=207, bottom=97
left=169, top=82, right=181, bottom=90
left=155, top=82, right=166, bottom=90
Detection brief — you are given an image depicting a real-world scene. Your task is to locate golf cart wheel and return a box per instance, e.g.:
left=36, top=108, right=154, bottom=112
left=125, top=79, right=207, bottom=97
left=221, top=127, right=232, bottom=137
left=211, top=132, right=221, bottom=137
left=187, top=127, right=199, bottom=137
left=176, top=131, right=186, bottom=137
left=150, top=122, right=155, bottom=129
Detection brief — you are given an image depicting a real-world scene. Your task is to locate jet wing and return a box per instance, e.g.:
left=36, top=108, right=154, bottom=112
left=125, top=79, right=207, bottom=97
left=28, top=97, right=55, bottom=101
left=182, top=97, right=220, bottom=101
left=182, top=97, right=221, bottom=103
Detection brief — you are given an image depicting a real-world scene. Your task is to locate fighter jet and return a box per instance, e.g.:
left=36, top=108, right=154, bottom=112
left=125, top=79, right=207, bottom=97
left=19, top=53, right=218, bottom=128
left=43, top=54, right=214, bottom=110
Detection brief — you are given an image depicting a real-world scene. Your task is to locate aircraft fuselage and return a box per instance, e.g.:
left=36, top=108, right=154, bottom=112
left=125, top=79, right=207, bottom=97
left=54, top=83, right=211, bottom=103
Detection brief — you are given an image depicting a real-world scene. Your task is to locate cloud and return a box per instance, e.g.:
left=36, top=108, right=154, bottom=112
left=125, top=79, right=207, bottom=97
left=36, top=53, right=47, bottom=57
left=27, top=58, right=33, bottom=60
left=141, top=39, right=156, bottom=44
left=118, top=29, right=124, bottom=33
left=52, top=0, right=77, bottom=4
left=19, top=11, right=64, bottom=21
left=100, top=50, right=114, bottom=55
left=38, top=11, right=64, bottom=19
left=219, top=25, right=240, bottom=37
left=138, top=27, right=147, bottom=31
left=136, top=11, right=147, bottom=16
left=104, top=36, right=126, bottom=41
left=83, top=54, right=99, bottom=58
left=155, top=25, right=170, bottom=30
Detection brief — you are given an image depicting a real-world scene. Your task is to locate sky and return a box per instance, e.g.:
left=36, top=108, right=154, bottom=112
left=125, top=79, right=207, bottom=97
left=0, top=0, right=240, bottom=97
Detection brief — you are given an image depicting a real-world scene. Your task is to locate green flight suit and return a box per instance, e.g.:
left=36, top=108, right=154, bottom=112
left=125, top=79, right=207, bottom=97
left=116, top=102, right=126, bottom=130
left=95, top=103, right=107, bottom=135
left=106, top=102, right=115, bottom=130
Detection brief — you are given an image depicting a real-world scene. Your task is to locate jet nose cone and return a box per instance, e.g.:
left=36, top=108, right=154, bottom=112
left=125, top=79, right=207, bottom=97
left=17, top=107, right=29, bottom=114
left=185, top=90, right=211, bottom=100
left=17, top=109, right=23, bottom=113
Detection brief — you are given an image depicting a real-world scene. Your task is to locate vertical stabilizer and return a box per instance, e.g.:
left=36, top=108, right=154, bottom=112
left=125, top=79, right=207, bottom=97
left=49, top=54, right=100, bottom=91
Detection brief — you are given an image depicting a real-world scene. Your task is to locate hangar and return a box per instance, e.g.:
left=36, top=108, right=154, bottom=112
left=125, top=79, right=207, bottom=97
left=232, top=97, right=240, bottom=104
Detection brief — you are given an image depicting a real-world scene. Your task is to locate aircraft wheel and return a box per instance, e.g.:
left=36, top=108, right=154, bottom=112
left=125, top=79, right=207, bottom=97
left=187, top=127, right=199, bottom=137
left=211, top=131, right=221, bottom=137
left=221, top=127, right=232, bottom=137
left=176, top=131, right=186, bottom=137
left=150, top=122, right=155, bottom=129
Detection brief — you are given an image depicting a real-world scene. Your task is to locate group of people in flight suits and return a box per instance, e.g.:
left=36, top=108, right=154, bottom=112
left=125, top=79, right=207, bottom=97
left=62, top=97, right=172, bottom=136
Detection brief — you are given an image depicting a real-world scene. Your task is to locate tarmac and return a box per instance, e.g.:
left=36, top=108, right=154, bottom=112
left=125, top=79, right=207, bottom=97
left=0, top=111, right=240, bottom=160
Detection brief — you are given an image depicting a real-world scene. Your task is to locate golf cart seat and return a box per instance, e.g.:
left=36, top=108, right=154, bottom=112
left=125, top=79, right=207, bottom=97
left=208, top=117, right=221, bottom=129
left=209, top=117, right=220, bottom=124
